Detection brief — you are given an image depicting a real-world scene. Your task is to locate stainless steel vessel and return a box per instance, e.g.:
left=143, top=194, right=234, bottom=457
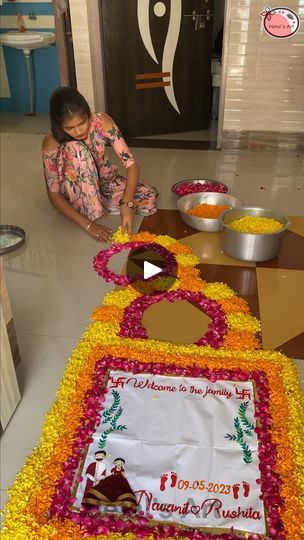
left=172, top=178, right=229, bottom=196
left=220, top=207, right=290, bottom=262
left=0, top=225, right=25, bottom=254
left=177, top=193, right=242, bottom=232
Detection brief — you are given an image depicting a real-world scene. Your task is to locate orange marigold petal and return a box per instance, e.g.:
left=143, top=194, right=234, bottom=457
left=219, top=297, right=250, bottom=314
left=91, top=306, right=124, bottom=322
left=177, top=265, right=201, bottom=279
left=168, top=242, right=192, bottom=254
left=131, top=231, right=156, bottom=242
left=223, top=330, right=261, bottom=349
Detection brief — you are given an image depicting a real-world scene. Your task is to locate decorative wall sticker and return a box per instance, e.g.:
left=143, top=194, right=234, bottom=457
left=260, top=5, right=300, bottom=38
left=162, top=0, right=182, bottom=113
left=137, top=0, right=182, bottom=113
left=154, top=1, right=166, bottom=18
left=137, top=0, right=158, bottom=63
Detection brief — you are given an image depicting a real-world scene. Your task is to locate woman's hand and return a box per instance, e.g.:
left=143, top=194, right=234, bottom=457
left=120, top=205, right=134, bottom=236
left=87, top=222, right=112, bottom=243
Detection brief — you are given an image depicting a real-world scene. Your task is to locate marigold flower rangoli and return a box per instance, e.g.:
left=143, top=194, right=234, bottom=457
left=2, top=231, right=303, bottom=540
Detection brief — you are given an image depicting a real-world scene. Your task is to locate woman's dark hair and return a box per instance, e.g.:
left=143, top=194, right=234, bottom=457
left=114, top=458, right=125, bottom=464
left=50, top=87, right=91, bottom=143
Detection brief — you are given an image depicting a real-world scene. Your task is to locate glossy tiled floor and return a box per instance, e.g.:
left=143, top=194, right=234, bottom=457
left=137, top=211, right=304, bottom=357
left=1, top=118, right=304, bottom=510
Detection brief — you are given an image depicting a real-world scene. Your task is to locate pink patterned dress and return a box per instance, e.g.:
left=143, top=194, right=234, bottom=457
left=42, top=113, right=158, bottom=221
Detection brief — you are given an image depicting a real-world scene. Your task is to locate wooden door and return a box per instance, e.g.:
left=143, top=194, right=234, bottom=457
left=101, top=0, right=214, bottom=137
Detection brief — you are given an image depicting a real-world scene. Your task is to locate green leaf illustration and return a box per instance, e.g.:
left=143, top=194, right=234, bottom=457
left=225, top=433, right=238, bottom=441
left=98, top=438, right=106, bottom=449
left=98, top=391, right=127, bottom=449
left=239, top=402, right=255, bottom=434
left=225, top=402, right=253, bottom=464
left=102, top=390, right=120, bottom=423
left=115, top=425, right=127, bottom=431
left=240, top=441, right=253, bottom=464
left=110, top=406, right=123, bottom=428
left=234, top=417, right=244, bottom=440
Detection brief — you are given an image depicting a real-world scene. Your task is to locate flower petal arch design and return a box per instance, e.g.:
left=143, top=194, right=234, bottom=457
left=119, top=290, right=227, bottom=347
left=93, top=242, right=176, bottom=286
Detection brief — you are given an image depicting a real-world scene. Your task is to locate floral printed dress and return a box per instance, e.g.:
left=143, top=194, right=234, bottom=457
left=42, top=113, right=158, bottom=221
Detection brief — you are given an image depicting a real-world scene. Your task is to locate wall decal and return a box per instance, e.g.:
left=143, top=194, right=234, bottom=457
left=137, top=0, right=182, bottom=114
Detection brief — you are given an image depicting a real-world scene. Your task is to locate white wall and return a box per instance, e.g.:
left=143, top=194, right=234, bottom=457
left=223, top=0, right=304, bottom=133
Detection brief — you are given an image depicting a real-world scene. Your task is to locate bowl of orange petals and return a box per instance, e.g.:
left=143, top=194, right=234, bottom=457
left=177, top=192, right=242, bottom=232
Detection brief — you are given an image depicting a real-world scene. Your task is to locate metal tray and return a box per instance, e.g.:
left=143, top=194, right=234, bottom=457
left=0, top=225, right=25, bottom=254
left=171, top=178, right=229, bottom=195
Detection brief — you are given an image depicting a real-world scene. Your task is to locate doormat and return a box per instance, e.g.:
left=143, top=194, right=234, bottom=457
left=2, top=231, right=303, bottom=540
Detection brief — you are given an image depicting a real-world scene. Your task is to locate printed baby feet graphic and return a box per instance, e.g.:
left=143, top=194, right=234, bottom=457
left=170, top=471, right=177, bottom=488
left=232, top=483, right=240, bottom=500
left=160, top=474, right=168, bottom=491
left=243, top=481, right=250, bottom=497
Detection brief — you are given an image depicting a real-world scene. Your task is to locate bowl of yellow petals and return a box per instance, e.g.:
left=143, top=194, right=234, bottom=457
left=177, top=193, right=242, bottom=232
left=220, top=207, right=290, bottom=261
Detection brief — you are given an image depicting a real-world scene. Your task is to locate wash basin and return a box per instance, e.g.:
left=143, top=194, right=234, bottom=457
left=0, top=31, right=56, bottom=115
left=0, top=31, right=55, bottom=50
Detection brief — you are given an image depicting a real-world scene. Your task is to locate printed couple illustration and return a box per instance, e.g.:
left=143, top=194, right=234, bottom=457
left=82, top=452, right=252, bottom=510
left=82, top=450, right=137, bottom=510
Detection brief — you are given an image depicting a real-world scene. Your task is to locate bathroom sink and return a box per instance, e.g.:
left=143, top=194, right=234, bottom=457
left=0, top=31, right=56, bottom=115
left=0, top=31, right=55, bottom=50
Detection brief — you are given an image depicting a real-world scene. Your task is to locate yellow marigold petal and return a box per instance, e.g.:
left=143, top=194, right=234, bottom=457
left=175, top=253, right=200, bottom=266
left=204, top=282, right=236, bottom=300
left=103, top=288, right=139, bottom=308
left=227, top=312, right=261, bottom=333
left=112, top=226, right=130, bottom=243
left=154, top=235, right=176, bottom=247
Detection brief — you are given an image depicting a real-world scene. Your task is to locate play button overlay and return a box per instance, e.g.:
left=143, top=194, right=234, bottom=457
left=144, top=260, right=162, bottom=279
left=126, top=247, right=177, bottom=293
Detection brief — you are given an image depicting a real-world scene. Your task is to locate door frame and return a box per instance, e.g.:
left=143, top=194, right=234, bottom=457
left=216, top=0, right=231, bottom=149
left=68, top=0, right=231, bottom=149
left=86, top=0, right=107, bottom=112
left=52, top=0, right=70, bottom=86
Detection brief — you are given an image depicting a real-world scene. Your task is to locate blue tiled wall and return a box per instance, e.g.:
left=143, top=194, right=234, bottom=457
left=0, top=1, right=60, bottom=113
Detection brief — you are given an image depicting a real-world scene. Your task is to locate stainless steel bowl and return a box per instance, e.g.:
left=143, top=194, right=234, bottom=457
left=0, top=224, right=25, bottom=254
left=220, top=207, right=290, bottom=262
left=177, top=193, right=242, bottom=232
left=172, top=178, right=229, bottom=196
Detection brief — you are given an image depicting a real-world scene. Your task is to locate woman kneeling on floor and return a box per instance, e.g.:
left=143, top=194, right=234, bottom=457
left=42, top=87, right=158, bottom=242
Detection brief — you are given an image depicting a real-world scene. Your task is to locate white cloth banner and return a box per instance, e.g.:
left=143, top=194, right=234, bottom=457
left=75, top=371, right=266, bottom=535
